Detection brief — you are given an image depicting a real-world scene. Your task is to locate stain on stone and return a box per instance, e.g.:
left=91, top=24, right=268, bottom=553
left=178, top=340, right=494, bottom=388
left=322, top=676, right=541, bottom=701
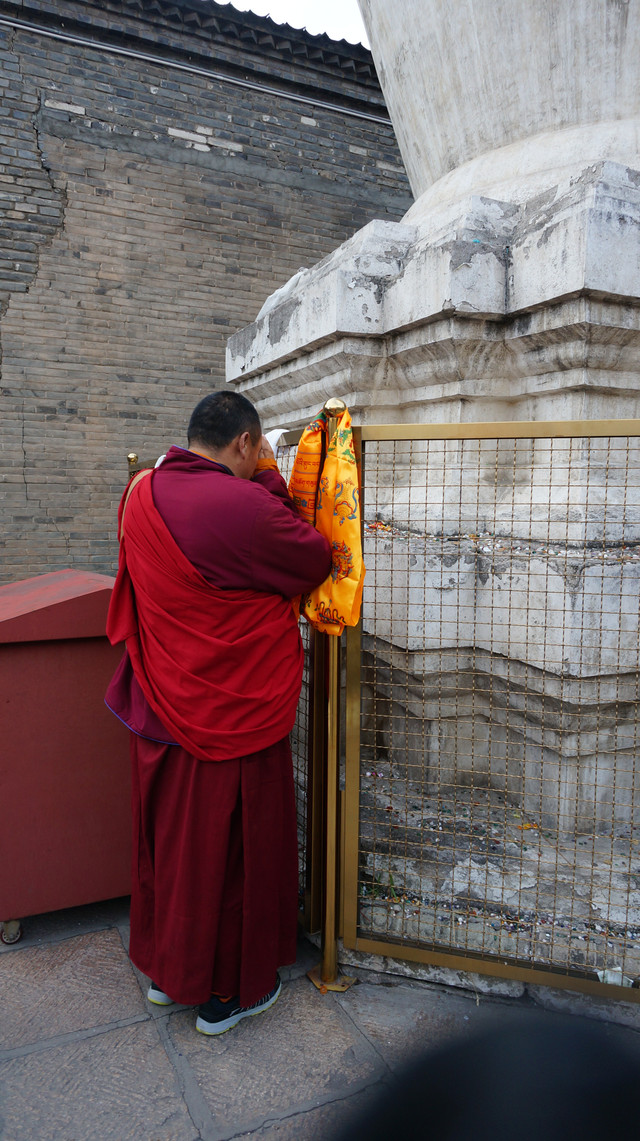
left=449, top=239, right=487, bottom=271
left=228, top=320, right=261, bottom=358
left=512, top=312, right=532, bottom=336
left=268, top=296, right=301, bottom=345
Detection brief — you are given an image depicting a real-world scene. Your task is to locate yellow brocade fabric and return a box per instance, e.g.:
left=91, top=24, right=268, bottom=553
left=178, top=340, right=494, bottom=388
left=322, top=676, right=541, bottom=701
left=288, top=407, right=365, bottom=635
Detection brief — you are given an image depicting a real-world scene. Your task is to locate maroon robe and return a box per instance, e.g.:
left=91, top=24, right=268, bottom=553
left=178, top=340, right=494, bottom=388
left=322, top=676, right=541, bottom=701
left=130, top=735, right=298, bottom=1006
left=106, top=446, right=331, bottom=1005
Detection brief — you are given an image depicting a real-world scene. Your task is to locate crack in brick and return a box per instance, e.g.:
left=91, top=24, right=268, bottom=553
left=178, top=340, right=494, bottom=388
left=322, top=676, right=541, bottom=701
left=19, top=405, right=31, bottom=503
left=3, top=36, right=68, bottom=511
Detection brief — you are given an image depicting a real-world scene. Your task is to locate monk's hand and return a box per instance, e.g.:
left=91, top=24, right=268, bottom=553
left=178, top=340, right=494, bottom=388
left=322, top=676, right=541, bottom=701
left=258, top=435, right=275, bottom=461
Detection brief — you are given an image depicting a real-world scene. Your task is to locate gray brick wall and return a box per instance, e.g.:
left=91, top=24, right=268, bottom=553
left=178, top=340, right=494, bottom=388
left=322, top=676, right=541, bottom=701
left=0, top=5, right=412, bottom=583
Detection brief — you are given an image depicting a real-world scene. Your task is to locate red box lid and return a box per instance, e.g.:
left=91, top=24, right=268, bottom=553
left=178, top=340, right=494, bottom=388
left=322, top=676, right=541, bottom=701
left=0, top=569, right=115, bottom=643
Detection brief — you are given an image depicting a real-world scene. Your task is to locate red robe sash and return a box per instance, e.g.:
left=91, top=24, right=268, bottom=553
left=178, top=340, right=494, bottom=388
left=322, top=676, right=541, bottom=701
left=106, top=471, right=303, bottom=761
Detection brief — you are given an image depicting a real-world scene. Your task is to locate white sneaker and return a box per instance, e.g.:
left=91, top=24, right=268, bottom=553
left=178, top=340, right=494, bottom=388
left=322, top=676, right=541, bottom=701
left=147, top=981, right=175, bottom=1006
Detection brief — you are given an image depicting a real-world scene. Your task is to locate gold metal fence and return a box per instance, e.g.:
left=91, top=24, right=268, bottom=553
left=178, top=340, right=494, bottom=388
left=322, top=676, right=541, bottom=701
left=344, top=420, right=640, bottom=999
left=284, top=419, right=640, bottom=999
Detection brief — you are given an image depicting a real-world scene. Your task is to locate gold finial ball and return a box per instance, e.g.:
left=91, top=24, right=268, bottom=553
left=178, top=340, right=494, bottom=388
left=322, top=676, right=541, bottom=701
left=323, top=397, right=347, bottom=415
left=127, top=453, right=139, bottom=466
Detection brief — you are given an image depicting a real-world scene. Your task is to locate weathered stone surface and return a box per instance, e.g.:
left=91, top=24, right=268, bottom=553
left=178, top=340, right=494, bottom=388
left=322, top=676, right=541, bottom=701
left=228, top=220, right=418, bottom=379
left=0, top=929, right=144, bottom=1050
left=528, top=984, right=640, bottom=1032
left=234, top=1087, right=380, bottom=1140
left=336, top=980, right=483, bottom=1070
left=229, top=2, right=640, bottom=425
left=167, top=978, right=384, bottom=1137
left=360, top=0, right=640, bottom=203
left=350, top=969, right=640, bottom=1038
left=0, top=1021, right=197, bottom=1141
left=228, top=169, right=640, bottom=424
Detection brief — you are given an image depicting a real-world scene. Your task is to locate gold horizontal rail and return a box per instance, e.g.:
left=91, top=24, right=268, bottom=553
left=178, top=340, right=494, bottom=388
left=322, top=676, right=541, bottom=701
left=349, top=936, right=640, bottom=1002
left=359, top=418, right=640, bottom=441
left=281, top=419, right=640, bottom=448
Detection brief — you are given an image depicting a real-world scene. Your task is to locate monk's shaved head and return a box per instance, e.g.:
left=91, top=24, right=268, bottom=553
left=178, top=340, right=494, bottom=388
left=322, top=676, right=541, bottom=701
left=188, top=391, right=261, bottom=452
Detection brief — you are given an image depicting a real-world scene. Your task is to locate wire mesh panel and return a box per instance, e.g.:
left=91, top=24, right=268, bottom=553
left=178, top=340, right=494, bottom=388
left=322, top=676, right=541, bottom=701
left=277, top=440, right=315, bottom=922
left=290, top=621, right=313, bottom=918
left=346, top=427, right=640, bottom=991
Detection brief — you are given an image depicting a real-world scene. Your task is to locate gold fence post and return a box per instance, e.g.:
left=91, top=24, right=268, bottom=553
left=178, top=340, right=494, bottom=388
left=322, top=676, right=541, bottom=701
left=308, top=396, right=356, bottom=995
left=304, top=626, right=326, bottom=933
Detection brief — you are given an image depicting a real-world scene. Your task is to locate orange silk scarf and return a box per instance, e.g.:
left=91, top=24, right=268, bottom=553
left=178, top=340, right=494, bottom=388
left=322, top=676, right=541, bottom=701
left=288, top=407, right=365, bottom=635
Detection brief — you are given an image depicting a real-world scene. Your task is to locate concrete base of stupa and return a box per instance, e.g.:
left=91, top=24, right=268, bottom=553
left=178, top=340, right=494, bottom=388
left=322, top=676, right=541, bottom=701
left=227, top=160, right=640, bottom=850
left=228, top=160, right=640, bottom=430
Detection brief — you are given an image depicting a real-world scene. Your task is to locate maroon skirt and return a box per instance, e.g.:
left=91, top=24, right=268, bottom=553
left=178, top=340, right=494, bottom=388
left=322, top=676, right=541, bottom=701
left=129, top=734, right=298, bottom=1006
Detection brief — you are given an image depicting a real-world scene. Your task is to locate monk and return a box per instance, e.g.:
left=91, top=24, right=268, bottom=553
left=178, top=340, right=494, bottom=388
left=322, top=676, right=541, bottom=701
left=105, top=391, right=331, bottom=1035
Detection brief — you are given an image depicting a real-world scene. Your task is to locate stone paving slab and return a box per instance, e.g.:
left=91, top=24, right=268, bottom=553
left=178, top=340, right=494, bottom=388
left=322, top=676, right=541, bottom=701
left=168, top=977, right=384, bottom=1140
left=0, top=928, right=145, bottom=1051
left=234, top=1086, right=380, bottom=1141
left=336, top=976, right=640, bottom=1076
left=0, top=1021, right=198, bottom=1141
left=2, top=899, right=640, bottom=1141
left=335, top=979, right=486, bottom=1071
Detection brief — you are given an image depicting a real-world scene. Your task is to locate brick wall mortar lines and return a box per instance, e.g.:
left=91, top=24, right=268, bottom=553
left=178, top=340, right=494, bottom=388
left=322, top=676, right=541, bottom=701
left=0, top=11, right=412, bottom=584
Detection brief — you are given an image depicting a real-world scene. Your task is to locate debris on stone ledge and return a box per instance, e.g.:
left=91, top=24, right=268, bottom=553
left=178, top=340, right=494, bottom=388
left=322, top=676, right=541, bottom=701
left=363, top=521, right=640, bottom=563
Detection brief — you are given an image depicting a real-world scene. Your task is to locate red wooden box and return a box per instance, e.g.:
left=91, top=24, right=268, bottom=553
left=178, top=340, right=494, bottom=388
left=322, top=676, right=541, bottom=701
left=0, top=570, right=130, bottom=923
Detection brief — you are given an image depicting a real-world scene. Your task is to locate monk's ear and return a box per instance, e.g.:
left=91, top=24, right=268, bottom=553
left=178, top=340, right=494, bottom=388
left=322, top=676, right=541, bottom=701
left=237, top=430, right=252, bottom=455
